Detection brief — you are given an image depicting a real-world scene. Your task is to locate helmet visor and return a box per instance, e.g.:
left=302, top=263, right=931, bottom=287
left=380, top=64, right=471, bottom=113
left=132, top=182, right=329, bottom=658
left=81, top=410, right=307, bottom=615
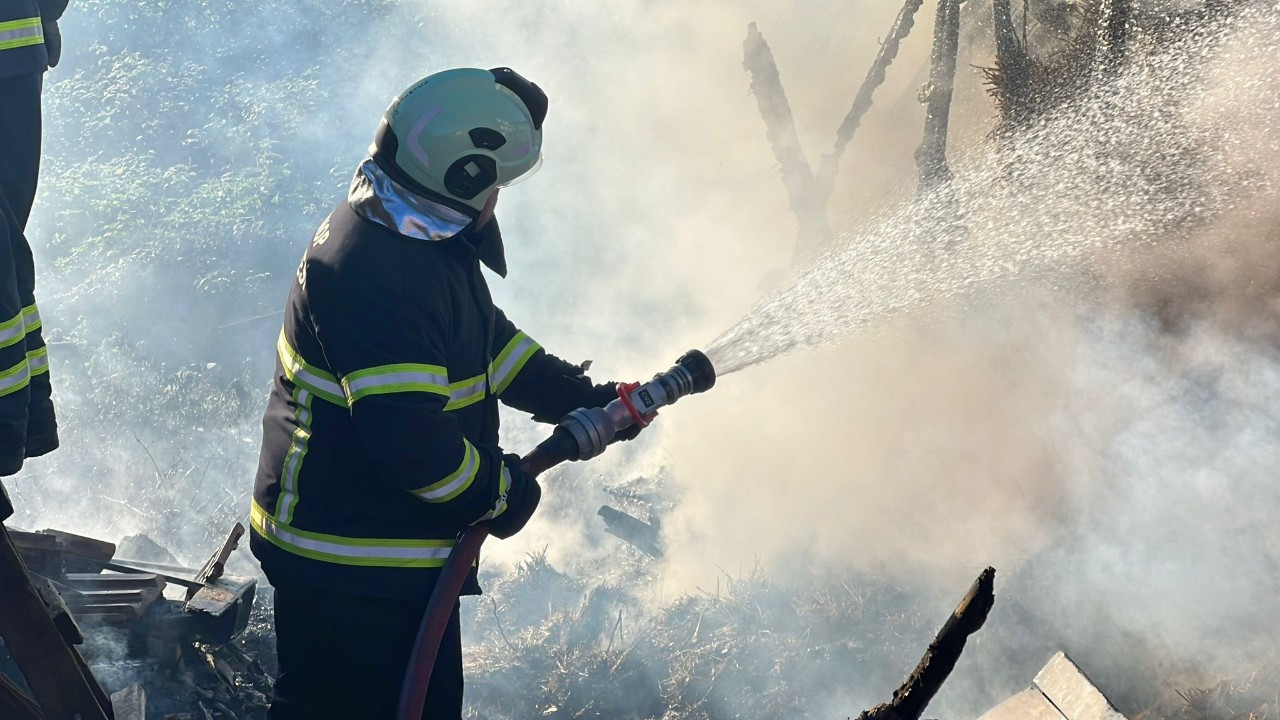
left=498, top=154, right=543, bottom=188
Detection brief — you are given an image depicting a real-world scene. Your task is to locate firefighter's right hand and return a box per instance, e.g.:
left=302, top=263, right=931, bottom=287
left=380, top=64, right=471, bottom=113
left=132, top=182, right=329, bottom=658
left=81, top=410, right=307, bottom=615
left=486, top=455, right=542, bottom=539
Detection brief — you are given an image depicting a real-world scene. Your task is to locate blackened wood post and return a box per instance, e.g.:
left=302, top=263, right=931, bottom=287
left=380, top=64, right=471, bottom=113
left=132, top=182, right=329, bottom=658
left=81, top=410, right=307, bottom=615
left=857, top=566, right=996, bottom=720
left=914, top=0, right=963, bottom=194
left=743, top=22, right=832, bottom=266
left=815, top=0, right=926, bottom=203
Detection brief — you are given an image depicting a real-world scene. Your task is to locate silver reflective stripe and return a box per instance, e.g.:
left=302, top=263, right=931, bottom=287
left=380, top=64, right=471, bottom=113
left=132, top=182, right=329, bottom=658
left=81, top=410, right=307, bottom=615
left=413, top=441, right=480, bottom=502
left=27, top=346, right=48, bottom=375
left=21, top=304, right=40, bottom=333
left=490, top=333, right=540, bottom=394
left=0, top=18, right=42, bottom=51
left=0, top=308, right=23, bottom=349
left=444, top=376, right=486, bottom=411
left=276, top=329, right=345, bottom=406
left=276, top=388, right=312, bottom=525
left=343, top=367, right=450, bottom=403
left=0, top=358, right=30, bottom=397
left=250, top=502, right=454, bottom=567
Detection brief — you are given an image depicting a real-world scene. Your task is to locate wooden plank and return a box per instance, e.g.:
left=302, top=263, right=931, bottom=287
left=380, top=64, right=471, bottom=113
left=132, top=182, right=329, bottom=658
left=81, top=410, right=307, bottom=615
left=109, top=682, right=146, bottom=720
left=0, top=524, right=111, bottom=720
left=977, top=688, right=1067, bottom=720
left=1034, top=652, right=1127, bottom=720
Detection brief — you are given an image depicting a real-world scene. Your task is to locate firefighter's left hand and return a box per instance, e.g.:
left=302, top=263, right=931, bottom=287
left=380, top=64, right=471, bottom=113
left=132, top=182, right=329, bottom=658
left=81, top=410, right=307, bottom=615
left=487, top=455, right=542, bottom=539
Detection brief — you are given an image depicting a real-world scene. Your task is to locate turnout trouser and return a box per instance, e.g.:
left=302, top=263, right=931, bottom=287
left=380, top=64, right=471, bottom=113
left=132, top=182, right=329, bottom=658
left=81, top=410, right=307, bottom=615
left=266, top=583, right=463, bottom=720
left=0, top=73, right=42, bottom=230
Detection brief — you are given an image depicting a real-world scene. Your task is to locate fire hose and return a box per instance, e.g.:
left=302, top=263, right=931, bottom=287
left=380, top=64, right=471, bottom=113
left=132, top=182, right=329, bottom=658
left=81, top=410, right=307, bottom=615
left=397, top=350, right=717, bottom=720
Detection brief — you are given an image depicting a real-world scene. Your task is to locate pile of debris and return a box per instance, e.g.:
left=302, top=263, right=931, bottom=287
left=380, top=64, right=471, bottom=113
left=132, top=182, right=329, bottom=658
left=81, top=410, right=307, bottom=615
left=0, top=505, right=271, bottom=720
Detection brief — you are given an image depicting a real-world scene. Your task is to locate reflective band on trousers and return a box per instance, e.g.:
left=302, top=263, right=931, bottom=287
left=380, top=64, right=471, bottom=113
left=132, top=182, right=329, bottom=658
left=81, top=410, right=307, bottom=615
left=490, top=332, right=539, bottom=395
left=0, top=18, right=42, bottom=51
left=343, top=362, right=449, bottom=404
left=0, top=357, right=30, bottom=397
left=276, top=329, right=345, bottom=406
left=412, top=440, right=480, bottom=502
left=27, top=346, right=48, bottom=375
left=0, top=308, right=24, bottom=350
left=22, top=304, right=40, bottom=333
left=250, top=501, right=454, bottom=568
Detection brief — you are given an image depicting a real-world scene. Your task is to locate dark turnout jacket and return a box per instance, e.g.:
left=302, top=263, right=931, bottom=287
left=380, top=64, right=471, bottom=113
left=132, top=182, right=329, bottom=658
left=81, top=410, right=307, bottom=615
left=251, top=162, right=613, bottom=600
left=0, top=0, right=67, bottom=78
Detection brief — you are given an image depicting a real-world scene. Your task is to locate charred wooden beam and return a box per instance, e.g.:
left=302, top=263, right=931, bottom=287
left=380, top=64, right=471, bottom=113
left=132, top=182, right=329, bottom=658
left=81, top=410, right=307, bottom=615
left=0, top=672, right=44, bottom=720
left=856, top=566, right=996, bottom=720
left=816, top=0, right=926, bottom=202
left=915, top=0, right=963, bottom=194
left=597, top=505, right=662, bottom=558
left=0, top=524, right=112, bottom=720
left=743, top=22, right=832, bottom=265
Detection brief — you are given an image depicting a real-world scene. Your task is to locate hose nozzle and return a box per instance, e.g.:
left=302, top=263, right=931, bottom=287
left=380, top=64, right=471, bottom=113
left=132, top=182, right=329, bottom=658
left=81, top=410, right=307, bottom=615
left=532, top=349, right=718, bottom=465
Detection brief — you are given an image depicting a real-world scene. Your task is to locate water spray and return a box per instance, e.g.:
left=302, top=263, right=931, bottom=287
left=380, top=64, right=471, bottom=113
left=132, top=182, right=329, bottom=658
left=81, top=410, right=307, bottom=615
left=398, top=349, right=718, bottom=719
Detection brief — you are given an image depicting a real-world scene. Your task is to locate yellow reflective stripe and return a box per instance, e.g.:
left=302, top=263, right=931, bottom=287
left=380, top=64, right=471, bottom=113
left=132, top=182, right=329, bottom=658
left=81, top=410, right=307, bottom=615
left=250, top=501, right=454, bottom=568
left=0, top=356, right=30, bottom=397
left=26, top=345, right=48, bottom=376
left=276, top=329, right=345, bottom=406
left=474, top=464, right=513, bottom=523
left=0, top=17, right=42, bottom=51
left=489, top=332, right=540, bottom=395
left=0, top=308, right=24, bottom=349
left=443, top=373, right=486, bottom=411
left=274, top=387, right=313, bottom=524
left=21, top=304, right=40, bottom=333
left=412, top=440, right=480, bottom=502
left=342, top=362, right=450, bottom=404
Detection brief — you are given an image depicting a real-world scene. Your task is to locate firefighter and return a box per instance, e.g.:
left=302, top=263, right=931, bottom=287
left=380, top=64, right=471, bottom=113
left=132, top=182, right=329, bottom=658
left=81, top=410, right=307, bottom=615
left=251, top=68, right=637, bottom=719
left=0, top=0, right=65, bottom=476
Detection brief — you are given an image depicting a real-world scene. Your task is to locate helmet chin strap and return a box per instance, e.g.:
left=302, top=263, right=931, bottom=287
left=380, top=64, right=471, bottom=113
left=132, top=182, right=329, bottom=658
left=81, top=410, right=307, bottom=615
left=476, top=189, right=500, bottom=229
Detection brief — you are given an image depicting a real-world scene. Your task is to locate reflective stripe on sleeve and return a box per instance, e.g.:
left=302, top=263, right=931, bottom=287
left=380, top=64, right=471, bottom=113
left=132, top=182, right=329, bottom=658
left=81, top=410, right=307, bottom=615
left=276, top=329, right=346, bottom=406
left=0, top=356, right=30, bottom=397
left=489, top=331, right=540, bottom=395
left=250, top=500, right=454, bottom=568
left=26, top=345, right=48, bottom=376
left=342, top=362, right=450, bottom=404
left=0, top=308, right=24, bottom=350
left=411, top=440, right=480, bottom=502
left=21, top=304, right=40, bottom=333
left=0, top=18, right=42, bottom=51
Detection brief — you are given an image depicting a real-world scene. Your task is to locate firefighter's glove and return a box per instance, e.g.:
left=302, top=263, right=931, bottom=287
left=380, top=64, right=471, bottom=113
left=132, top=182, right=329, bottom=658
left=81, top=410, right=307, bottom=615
left=486, top=455, right=542, bottom=540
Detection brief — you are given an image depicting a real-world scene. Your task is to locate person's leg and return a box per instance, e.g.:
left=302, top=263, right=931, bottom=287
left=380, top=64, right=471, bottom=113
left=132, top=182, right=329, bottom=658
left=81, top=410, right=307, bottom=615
left=267, top=584, right=462, bottom=720
left=421, top=603, right=463, bottom=720
left=0, top=73, right=43, bottom=229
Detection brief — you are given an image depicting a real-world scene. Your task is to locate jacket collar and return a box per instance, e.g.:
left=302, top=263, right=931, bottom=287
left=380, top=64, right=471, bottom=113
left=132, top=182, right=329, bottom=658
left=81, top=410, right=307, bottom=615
left=347, top=158, right=509, bottom=277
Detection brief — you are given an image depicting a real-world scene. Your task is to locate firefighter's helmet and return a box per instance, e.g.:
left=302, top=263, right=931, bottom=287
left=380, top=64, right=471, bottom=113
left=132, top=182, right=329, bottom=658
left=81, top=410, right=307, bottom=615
left=371, top=67, right=547, bottom=214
